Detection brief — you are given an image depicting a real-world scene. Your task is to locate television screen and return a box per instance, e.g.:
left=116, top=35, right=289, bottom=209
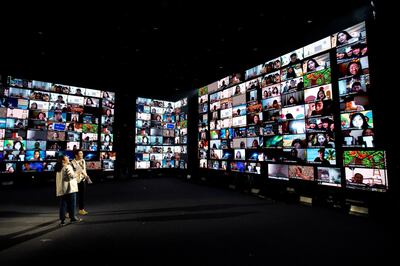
left=268, top=164, right=289, bottom=180
left=244, top=162, right=261, bottom=174
left=331, top=21, right=366, bottom=48
left=307, top=148, right=336, bottom=165
left=342, top=129, right=374, bottom=148
left=0, top=76, right=115, bottom=173
left=303, top=37, right=331, bottom=58
left=135, top=97, right=188, bottom=169
left=345, top=167, right=388, bottom=192
left=316, top=167, right=341, bottom=187
left=230, top=161, right=245, bottom=172
left=1, top=162, right=17, bottom=173
left=340, top=110, right=373, bottom=130
left=195, top=20, right=388, bottom=192
left=22, top=162, right=44, bottom=172
left=288, top=165, right=314, bottom=181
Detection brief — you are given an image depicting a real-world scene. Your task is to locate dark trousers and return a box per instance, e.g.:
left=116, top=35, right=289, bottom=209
left=78, top=181, right=86, bottom=210
left=59, top=192, right=77, bottom=221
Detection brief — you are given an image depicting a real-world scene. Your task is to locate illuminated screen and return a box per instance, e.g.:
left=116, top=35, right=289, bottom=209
left=0, top=76, right=116, bottom=174
left=197, top=21, right=389, bottom=190
left=135, top=97, right=188, bottom=169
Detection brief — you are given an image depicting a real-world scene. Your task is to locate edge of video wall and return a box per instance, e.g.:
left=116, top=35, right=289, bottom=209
left=0, top=75, right=116, bottom=175
left=135, top=97, right=188, bottom=169
left=198, top=21, right=389, bottom=193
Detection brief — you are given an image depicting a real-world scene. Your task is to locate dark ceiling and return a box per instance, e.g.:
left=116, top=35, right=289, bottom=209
left=0, top=1, right=377, bottom=100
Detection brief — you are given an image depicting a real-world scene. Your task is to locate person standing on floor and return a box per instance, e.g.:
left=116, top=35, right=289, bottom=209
left=55, top=155, right=81, bottom=226
left=71, top=149, right=92, bottom=215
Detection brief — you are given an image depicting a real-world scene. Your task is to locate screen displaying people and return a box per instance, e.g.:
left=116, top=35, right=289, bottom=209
left=196, top=20, right=388, bottom=190
left=135, top=97, right=188, bottom=169
left=1, top=76, right=114, bottom=173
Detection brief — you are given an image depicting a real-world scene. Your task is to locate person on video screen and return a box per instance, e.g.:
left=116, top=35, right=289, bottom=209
left=350, top=112, right=369, bottom=129
left=56, top=95, right=65, bottom=104
left=289, top=53, right=301, bottom=66
left=52, top=111, right=64, bottom=122
left=351, top=173, right=364, bottom=184
left=306, top=58, right=322, bottom=73
left=38, top=112, right=47, bottom=121
left=349, top=81, right=364, bottom=94
left=346, top=61, right=363, bottom=77
left=344, top=96, right=365, bottom=112
left=314, top=148, right=330, bottom=165
left=316, top=87, right=327, bottom=101
left=310, top=101, right=325, bottom=116
left=286, top=66, right=296, bottom=79
left=336, top=30, right=353, bottom=46
left=30, top=102, right=38, bottom=110
left=32, top=150, right=42, bottom=161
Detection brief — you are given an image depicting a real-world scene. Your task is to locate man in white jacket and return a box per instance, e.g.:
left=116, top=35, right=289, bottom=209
left=56, top=155, right=81, bottom=225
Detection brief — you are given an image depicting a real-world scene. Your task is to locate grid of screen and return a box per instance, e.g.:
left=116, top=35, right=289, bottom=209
left=198, top=21, right=389, bottom=192
left=99, top=90, right=116, bottom=171
left=135, top=97, right=188, bottom=169
left=0, top=76, right=116, bottom=174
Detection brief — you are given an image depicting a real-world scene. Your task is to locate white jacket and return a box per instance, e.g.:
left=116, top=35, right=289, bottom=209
left=56, top=164, right=79, bottom=197
left=71, top=159, right=87, bottom=183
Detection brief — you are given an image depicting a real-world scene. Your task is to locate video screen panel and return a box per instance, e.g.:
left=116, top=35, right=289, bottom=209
left=196, top=20, right=389, bottom=191
left=135, top=97, right=188, bottom=169
left=1, top=76, right=115, bottom=174
left=343, top=150, right=388, bottom=192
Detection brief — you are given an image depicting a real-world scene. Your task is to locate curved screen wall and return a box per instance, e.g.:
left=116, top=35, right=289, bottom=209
left=198, top=21, right=388, bottom=192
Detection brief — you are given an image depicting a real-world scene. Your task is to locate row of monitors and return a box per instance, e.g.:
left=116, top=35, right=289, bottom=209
left=0, top=112, right=113, bottom=125
left=7, top=76, right=116, bottom=101
left=136, top=152, right=187, bottom=160
left=0, top=106, right=113, bottom=118
left=199, top=150, right=387, bottom=192
left=2, top=150, right=111, bottom=161
left=136, top=120, right=187, bottom=130
left=2, top=92, right=109, bottom=108
left=195, top=22, right=366, bottom=93
left=136, top=112, right=187, bottom=124
left=1, top=129, right=112, bottom=141
left=1, top=108, right=113, bottom=121
left=1, top=151, right=116, bottom=173
left=135, top=160, right=187, bottom=169
left=135, top=145, right=187, bottom=154
left=198, top=56, right=367, bottom=108
left=136, top=128, right=188, bottom=137
left=2, top=141, right=112, bottom=153
left=135, top=136, right=187, bottom=145
left=135, top=97, right=188, bottom=170
left=203, top=133, right=337, bottom=149
left=199, top=148, right=336, bottom=165
left=200, top=161, right=386, bottom=193
left=136, top=97, right=187, bottom=108
left=201, top=77, right=369, bottom=115
left=203, top=109, right=373, bottom=134
left=200, top=128, right=373, bottom=149
left=200, top=149, right=386, bottom=169
left=200, top=72, right=369, bottom=111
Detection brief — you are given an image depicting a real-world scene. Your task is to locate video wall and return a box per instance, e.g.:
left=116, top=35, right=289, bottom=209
left=135, top=97, right=188, bottom=169
left=0, top=76, right=116, bottom=174
left=198, top=21, right=388, bottom=192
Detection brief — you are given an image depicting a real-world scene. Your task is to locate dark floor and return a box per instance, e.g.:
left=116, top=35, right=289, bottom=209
left=0, top=177, right=396, bottom=265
